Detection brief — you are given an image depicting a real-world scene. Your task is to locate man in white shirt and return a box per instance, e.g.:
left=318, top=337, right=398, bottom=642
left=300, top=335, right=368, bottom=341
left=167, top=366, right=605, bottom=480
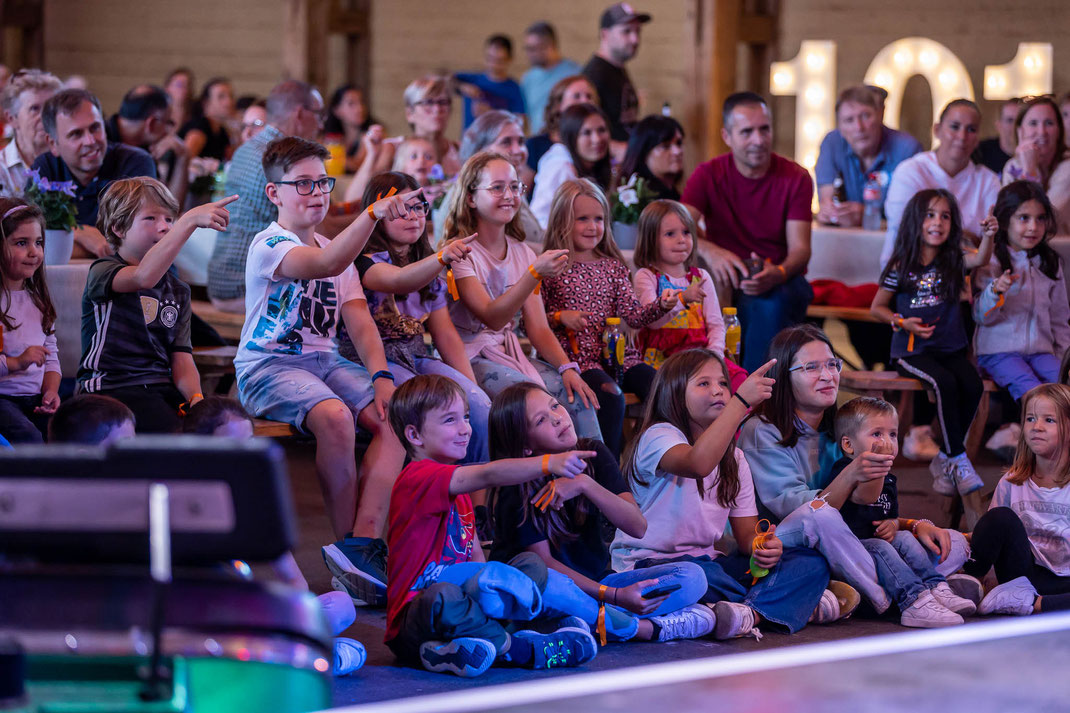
left=881, top=99, right=999, bottom=268
left=0, top=69, right=62, bottom=198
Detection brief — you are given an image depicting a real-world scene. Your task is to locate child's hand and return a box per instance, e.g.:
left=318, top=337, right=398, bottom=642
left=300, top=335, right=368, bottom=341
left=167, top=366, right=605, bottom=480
left=9, top=345, right=48, bottom=372
left=680, top=281, right=706, bottom=305
left=900, top=316, right=935, bottom=339
left=533, top=249, right=569, bottom=279
left=546, top=449, right=598, bottom=478
left=914, top=521, right=951, bottom=563
left=372, top=379, right=395, bottom=421
left=557, top=310, right=589, bottom=331
left=184, top=194, right=239, bottom=231
left=979, top=214, right=999, bottom=242
left=361, top=124, right=384, bottom=158
left=35, top=390, right=60, bottom=414
left=657, top=288, right=679, bottom=310
left=561, top=369, right=599, bottom=409
left=752, top=525, right=783, bottom=569
left=371, top=189, right=425, bottom=222
left=440, top=234, right=477, bottom=265
left=873, top=518, right=898, bottom=542
left=614, top=579, right=668, bottom=615
left=992, top=269, right=1017, bottom=295
left=734, top=358, right=776, bottom=409
left=530, top=474, right=589, bottom=510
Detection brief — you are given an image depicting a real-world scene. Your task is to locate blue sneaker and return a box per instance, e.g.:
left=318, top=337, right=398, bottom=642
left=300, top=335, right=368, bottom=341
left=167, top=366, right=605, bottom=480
left=419, top=638, right=496, bottom=677
left=333, top=637, right=366, bottom=676
left=322, top=536, right=387, bottom=607
left=513, top=626, right=598, bottom=669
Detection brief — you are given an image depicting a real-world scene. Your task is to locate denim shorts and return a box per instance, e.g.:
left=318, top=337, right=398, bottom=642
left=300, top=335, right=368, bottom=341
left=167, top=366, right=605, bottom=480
left=238, top=350, right=375, bottom=433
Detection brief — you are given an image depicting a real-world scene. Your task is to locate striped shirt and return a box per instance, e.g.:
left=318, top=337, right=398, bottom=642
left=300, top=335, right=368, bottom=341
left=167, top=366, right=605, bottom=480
left=207, top=125, right=283, bottom=301
left=78, top=256, right=192, bottom=393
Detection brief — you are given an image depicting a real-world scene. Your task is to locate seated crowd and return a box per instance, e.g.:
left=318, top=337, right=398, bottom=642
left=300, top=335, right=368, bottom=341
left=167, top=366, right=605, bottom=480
left=2, top=2, right=1070, bottom=682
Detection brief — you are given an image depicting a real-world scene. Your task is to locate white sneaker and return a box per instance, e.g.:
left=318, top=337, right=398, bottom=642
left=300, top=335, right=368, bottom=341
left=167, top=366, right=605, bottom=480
left=809, top=581, right=861, bottom=624
left=978, top=576, right=1038, bottom=616
left=900, top=590, right=964, bottom=628
left=930, top=581, right=977, bottom=616
left=651, top=604, right=716, bottom=641
left=949, top=453, right=984, bottom=495
left=712, top=601, right=763, bottom=641
left=904, top=425, right=940, bottom=461
left=808, top=589, right=841, bottom=624
left=947, top=573, right=985, bottom=606
left=985, top=423, right=1021, bottom=463
left=333, top=637, right=367, bottom=676
left=928, top=452, right=956, bottom=496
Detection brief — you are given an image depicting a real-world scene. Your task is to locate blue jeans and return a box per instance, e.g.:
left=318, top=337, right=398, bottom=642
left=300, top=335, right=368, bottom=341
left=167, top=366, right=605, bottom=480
left=639, top=549, right=829, bottom=634
left=977, top=351, right=1061, bottom=401
left=863, top=530, right=970, bottom=611
left=388, top=357, right=491, bottom=463
left=735, top=273, right=813, bottom=372
left=775, top=498, right=892, bottom=612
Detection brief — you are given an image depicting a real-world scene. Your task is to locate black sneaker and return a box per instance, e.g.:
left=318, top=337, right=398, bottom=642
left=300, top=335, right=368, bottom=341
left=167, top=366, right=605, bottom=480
left=513, top=626, right=598, bottom=669
left=322, top=536, right=387, bottom=607
left=419, top=638, right=496, bottom=677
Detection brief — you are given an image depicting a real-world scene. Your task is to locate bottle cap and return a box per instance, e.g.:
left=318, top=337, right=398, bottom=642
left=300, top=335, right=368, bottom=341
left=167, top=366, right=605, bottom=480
left=606, top=317, right=621, bottom=325
left=722, top=307, right=737, bottom=315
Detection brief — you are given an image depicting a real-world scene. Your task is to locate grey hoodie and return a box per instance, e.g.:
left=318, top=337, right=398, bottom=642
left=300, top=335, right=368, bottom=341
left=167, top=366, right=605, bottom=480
left=973, top=251, right=1070, bottom=358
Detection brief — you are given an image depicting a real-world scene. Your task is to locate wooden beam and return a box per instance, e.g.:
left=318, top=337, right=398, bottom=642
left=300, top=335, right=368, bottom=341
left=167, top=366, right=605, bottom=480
left=739, top=13, right=774, bottom=45
left=281, top=0, right=331, bottom=90
left=702, top=0, right=741, bottom=158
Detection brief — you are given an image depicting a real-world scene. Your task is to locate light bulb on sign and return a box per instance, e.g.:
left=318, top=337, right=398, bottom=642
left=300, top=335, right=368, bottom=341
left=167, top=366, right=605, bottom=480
left=769, top=40, right=836, bottom=211
left=984, top=43, right=1053, bottom=100
left=919, top=49, right=938, bottom=69
left=864, top=37, right=973, bottom=131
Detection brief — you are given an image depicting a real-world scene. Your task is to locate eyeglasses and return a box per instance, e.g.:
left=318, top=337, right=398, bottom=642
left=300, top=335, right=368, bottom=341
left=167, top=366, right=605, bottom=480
left=473, top=182, right=526, bottom=197
left=404, top=198, right=431, bottom=216
left=788, top=358, right=844, bottom=376
left=414, top=98, right=451, bottom=110
left=242, top=119, right=265, bottom=131
left=274, top=177, right=336, bottom=195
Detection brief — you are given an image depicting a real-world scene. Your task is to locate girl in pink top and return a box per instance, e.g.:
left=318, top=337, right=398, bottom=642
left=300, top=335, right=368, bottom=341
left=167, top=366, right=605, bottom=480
left=541, top=179, right=677, bottom=457
left=632, top=200, right=747, bottom=389
left=0, top=199, right=60, bottom=443
left=442, top=151, right=601, bottom=440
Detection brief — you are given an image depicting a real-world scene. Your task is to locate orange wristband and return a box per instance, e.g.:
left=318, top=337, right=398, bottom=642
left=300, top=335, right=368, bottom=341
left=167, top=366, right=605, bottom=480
left=528, top=264, right=543, bottom=294
left=437, top=250, right=447, bottom=266
left=541, top=453, right=550, bottom=475
left=366, top=203, right=378, bottom=221
left=775, top=264, right=787, bottom=277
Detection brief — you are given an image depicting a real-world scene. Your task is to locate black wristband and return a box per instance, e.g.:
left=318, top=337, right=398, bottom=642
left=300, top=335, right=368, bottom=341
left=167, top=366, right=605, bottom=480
left=733, top=392, right=751, bottom=409
left=372, top=370, right=395, bottom=383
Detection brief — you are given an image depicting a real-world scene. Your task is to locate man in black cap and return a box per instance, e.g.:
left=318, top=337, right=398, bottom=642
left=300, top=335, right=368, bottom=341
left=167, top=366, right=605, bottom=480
left=582, top=2, right=650, bottom=148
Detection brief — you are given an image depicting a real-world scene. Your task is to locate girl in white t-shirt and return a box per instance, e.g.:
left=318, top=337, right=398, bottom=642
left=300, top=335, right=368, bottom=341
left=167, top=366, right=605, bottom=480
left=969, top=384, right=1070, bottom=616
left=611, top=348, right=836, bottom=638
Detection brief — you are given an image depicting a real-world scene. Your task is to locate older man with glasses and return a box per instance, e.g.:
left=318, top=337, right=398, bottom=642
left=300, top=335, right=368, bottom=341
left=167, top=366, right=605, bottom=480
left=0, top=69, right=62, bottom=198
left=207, top=79, right=325, bottom=312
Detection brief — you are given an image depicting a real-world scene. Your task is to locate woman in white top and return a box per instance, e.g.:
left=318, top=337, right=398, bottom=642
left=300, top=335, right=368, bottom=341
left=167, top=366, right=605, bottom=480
left=531, top=103, right=612, bottom=229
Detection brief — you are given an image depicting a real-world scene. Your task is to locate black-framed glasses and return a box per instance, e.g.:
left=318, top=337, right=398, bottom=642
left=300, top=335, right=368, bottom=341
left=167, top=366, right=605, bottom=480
left=473, top=181, right=525, bottom=198
left=275, top=177, right=336, bottom=195
left=789, top=358, right=843, bottom=376
left=404, top=198, right=431, bottom=216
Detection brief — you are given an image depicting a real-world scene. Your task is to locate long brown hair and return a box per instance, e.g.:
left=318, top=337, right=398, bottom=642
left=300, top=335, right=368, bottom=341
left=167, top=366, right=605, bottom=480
left=632, top=199, right=698, bottom=272
left=487, top=382, right=590, bottom=548
left=1015, top=96, right=1068, bottom=180
left=542, top=178, right=625, bottom=265
left=362, top=171, right=438, bottom=303
left=751, top=324, right=837, bottom=448
left=623, top=349, right=741, bottom=506
left=0, top=198, right=55, bottom=335
left=440, top=151, right=526, bottom=245
left=1006, top=384, right=1070, bottom=486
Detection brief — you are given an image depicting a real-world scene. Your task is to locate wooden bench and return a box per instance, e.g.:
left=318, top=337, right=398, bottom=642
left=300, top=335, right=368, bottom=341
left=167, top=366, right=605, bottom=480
left=806, top=304, right=881, bottom=323
left=253, top=418, right=299, bottom=438
left=840, top=370, right=1001, bottom=529
left=191, top=300, right=245, bottom=343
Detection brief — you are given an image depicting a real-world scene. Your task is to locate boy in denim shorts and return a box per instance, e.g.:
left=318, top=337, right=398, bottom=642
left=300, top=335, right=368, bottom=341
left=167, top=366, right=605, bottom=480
left=236, top=136, right=420, bottom=606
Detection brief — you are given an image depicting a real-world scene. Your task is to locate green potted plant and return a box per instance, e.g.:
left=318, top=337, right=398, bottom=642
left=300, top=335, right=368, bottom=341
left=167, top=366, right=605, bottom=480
left=24, top=169, right=78, bottom=265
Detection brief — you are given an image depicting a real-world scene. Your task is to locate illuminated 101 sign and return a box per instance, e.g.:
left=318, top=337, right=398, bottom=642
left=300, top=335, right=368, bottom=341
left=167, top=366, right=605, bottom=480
left=770, top=38, right=1053, bottom=173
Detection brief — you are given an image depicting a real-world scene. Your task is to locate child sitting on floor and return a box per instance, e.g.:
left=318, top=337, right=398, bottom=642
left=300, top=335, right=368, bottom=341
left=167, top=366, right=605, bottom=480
left=834, top=397, right=979, bottom=627
left=234, top=136, right=413, bottom=607
left=386, top=374, right=598, bottom=677
left=79, top=178, right=236, bottom=433
left=47, top=393, right=135, bottom=445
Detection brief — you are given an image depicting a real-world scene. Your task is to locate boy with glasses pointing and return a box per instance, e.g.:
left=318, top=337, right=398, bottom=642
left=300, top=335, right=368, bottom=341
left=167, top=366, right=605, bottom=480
left=236, top=136, right=415, bottom=606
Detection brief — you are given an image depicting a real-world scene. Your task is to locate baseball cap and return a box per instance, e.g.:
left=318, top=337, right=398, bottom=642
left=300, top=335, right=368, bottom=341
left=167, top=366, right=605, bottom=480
left=600, top=2, right=652, bottom=29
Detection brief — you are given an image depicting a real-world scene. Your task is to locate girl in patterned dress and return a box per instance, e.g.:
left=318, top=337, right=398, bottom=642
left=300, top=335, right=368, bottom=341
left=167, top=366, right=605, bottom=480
left=631, top=200, right=745, bottom=389
left=541, top=179, right=677, bottom=458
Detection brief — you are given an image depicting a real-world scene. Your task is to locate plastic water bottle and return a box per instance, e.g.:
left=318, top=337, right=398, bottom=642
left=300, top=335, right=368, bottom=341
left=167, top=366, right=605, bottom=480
left=602, top=317, right=626, bottom=385
left=862, top=173, right=883, bottom=231
left=723, top=308, right=741, bottom=363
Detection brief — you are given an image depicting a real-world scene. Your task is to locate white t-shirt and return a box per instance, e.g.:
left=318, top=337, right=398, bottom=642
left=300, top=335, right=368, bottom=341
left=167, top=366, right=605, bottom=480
left=530, top=143, right=577, bottom=229
left=235, top=222, right=365, bottom=377
left=611, top=422, right=758, bottom=571
left=880, top=150, right=1000, bottom=268
left=991, top=474, right=1070, bottom=576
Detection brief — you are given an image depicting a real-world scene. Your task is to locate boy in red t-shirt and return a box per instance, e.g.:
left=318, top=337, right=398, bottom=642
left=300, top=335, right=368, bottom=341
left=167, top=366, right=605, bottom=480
left=385, top=374, right=599, bottom=677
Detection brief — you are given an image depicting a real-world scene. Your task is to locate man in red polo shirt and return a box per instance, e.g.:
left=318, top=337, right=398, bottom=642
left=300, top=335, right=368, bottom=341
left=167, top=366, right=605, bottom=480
left=682, top=91, right=814, bottom=372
